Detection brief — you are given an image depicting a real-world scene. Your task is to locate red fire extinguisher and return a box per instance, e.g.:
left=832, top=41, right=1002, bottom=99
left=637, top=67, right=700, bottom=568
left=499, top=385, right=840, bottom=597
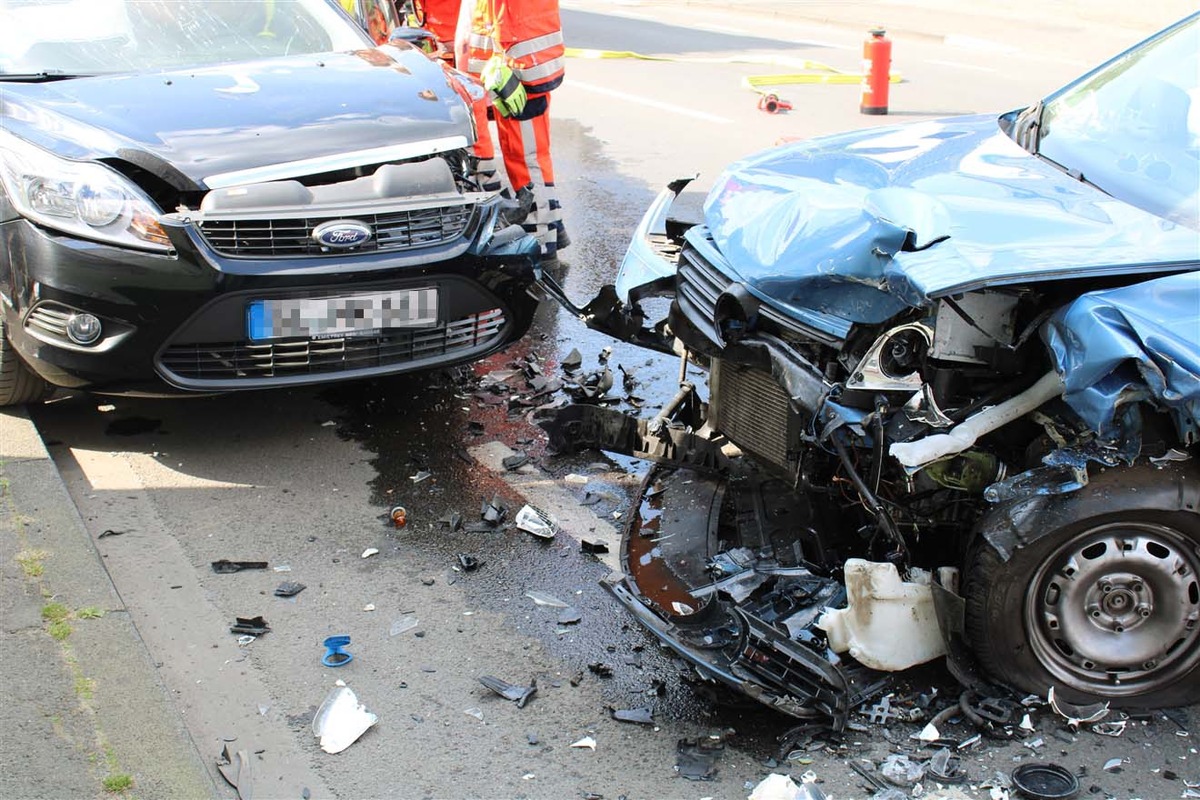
left=860, top=27, right=892, bottom=115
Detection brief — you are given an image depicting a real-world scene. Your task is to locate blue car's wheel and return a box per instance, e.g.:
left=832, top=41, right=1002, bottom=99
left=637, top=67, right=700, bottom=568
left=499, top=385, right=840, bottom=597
left=966, top=463, right=1200, bottom=708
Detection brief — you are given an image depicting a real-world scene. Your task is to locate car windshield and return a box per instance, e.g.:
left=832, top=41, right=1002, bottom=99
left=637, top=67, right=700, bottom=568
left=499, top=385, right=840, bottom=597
left=0, top=0, right=371, bottom=76
left=1036, top=14, right=1200, bottom=229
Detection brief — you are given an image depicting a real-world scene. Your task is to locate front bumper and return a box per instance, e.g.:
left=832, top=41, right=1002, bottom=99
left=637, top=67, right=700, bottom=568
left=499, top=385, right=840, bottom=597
left=0, top=201, right=539, bottom=395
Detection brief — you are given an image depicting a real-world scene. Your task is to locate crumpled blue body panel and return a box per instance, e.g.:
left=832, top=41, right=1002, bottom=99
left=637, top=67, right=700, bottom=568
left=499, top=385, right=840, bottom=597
left=703, top=117, right=1200, bottom=324
left=1043, top=271, right=1200, bottom=443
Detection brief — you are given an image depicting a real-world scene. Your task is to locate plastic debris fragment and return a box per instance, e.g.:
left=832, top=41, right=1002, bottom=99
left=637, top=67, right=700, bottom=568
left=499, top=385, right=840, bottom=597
left=479, top=675, right=537, bottom=708
left=1102, top=757, right=1124, bottom=772
left=361, top=548, right=379, bottom=559
left=580, top=538, right=609, bottom=554
left=515, top=505, right=557, bottom=539
left=561, top=348, right=582, bottom=371
left=588, top=662, right=613, bottom=678
left=322, top=635, right=353, bottom=667
left=212, top=560, right=268, bottom=574
left=526, top=590, right=568, bottom=608
left=216, top=744, right=253, bottom=800
left=502, top=452, right=530, bottom=470
left=313, top=684, right=377, bottom=753
left=610, top=706, right=654, bottom=725
left=464, top=707, right=484, bottom=721
left=274, top=581, right=306, bottom=598
left=1011, top=762, right=1079, bottom=798
left=570, top=736, right=597, bottom=750
left=675, top=736, right=723, bottom=781
left=230, top=616, right=270, bottom=635
left=748, top=772, right=828, bottom=800
left=880, top=754, right=925, bottom=787
left=457, top=553, right=481, bottom=571
left=557, top=607, right=582, bottom=625
left=409, top=470, right=432, bottom=483
left=564, top=473, right=589, bottom=485
left=1091, top=720, right=1127, bottom=737
left=1048, top=685, right=1108, bottom=729
left=389, top=616, right=419, bottom=636
left=481, top=495, right=507, bottom=526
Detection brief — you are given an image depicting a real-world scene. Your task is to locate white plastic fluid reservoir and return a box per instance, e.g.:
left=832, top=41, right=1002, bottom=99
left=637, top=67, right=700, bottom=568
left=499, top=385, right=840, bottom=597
left=817, top=559, right=948, bottom=671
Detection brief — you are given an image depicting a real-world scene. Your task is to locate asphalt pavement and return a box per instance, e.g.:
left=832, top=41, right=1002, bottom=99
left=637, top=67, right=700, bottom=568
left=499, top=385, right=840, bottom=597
left=2, top=2, right=1197, bottom=798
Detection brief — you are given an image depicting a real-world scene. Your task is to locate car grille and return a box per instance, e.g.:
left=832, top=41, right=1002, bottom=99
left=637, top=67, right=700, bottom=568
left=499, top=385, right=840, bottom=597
left=159, top=308, right=505, bottom=382
left=711, top=358, right=794, bottom=472
left=676, top=239, right=728, bottom=326
left=197, top=205, right=473, bottom=257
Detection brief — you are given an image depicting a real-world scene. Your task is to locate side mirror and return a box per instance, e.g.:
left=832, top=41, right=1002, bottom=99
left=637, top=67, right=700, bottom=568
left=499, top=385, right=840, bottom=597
left=387, top=26, right=437, bottom=53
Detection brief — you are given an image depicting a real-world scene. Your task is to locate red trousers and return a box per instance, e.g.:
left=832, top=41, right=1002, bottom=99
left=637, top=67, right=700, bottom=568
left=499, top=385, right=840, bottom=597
left=493, top=94, right=566, bottom=256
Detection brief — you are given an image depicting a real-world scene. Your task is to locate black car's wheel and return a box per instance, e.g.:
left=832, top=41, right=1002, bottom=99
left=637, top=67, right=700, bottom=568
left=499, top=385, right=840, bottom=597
left=965, top=464, right=1200, bottom=708
left=0, top=315, right=50, bottom=406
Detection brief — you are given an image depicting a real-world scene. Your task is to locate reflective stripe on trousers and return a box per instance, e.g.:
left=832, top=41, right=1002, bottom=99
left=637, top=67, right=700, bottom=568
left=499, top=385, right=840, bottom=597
left=494, top=95, right=566, bottom=256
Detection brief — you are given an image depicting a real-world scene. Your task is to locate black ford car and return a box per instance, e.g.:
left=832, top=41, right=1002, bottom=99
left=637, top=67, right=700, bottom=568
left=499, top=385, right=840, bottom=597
left=0, top=0, right=540, bottom=405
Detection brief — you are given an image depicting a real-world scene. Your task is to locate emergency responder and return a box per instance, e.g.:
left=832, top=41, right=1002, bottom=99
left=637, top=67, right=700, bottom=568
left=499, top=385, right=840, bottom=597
left=406, top=0, right=502, bottom=193
left=459, top=0, right=569, bottom=260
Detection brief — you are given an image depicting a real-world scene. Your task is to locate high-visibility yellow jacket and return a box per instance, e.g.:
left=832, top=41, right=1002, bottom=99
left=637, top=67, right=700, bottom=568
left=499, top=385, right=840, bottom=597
left=463, top=0, right=564, bottom=93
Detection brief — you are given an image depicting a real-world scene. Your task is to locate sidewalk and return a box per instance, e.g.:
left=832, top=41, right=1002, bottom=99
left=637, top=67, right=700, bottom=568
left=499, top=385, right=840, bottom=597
left=0, top=409, right=214, bottom=800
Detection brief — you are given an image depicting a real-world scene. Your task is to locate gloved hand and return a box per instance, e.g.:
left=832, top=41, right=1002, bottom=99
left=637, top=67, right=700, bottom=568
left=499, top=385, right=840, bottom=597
left=481, top=55, right=527, bottom=118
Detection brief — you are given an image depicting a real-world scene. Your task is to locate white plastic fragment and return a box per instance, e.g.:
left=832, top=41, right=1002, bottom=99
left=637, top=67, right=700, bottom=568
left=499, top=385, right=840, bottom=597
left=918, top=722, right=940, bottom=742
left=1020, top=713, right=1034, bottom=731
left=747, top=773, right=806, bottom=800
left=312, top=685, right=378, bottom=754
left=526, top=590, right=568, bottom=608
left=464, top=707, right=484, bottom=721
left=389, top=616, right=419, bottom=636
left=515, top=505, right=557, bottom=539
left=362, top=604, right=376, bottom=612
left=570, top=736, right=597, bottom=750
left=273, top=564, right=292, bottom=572
left=361, top=548, right=379, bottom=559
left=564, top=473, right=589, bottom=485
left=1103, top=757, right=1124, bottom=772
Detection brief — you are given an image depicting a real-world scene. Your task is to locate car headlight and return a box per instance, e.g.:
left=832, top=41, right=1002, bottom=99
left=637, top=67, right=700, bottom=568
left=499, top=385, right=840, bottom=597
left=0, top=131, right=171, bottom=252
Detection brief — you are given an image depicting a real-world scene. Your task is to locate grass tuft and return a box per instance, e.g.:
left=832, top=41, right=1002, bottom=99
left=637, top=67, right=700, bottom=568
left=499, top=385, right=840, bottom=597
left=102, top=773, right=133, bottom=793
left=41, top=602, right=70, bottom=622
left=77, top=606, right=104, bottom=619
left=17, top=548, right=48, bottom=578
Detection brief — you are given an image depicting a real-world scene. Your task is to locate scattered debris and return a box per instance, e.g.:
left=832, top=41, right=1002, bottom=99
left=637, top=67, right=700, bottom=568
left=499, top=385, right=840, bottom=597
left=1011, top=762, right=1079, bottom=799
left=438, top=511, right=463, bottom=531
left=211, top=560, right=268, bottom=574
left=464, top=707, right=484, bottom=721
left=879, top=754, right=925, bottom=787
left=390, top=506, right=407, bottom=528
left=361, top=548, right=379, bottom=559
left=1091, top=720, right=1127, bottom=737
left=502, top=452, right=530, bottom=470
left=557, top=607, right=582, bottom=625
left=570, top=736, right=597, bottom=750
left=313, top=684, right=377, bottom=753
left=216, top=744, right=253, bottom=800
left=479, top=675, right=537, bottom=708
left=362, top=604, right=376, bottom=612
left=561, top=348, right=582, bottom=371
left=526, top=590, right=568, bottom=608
left=456, top=553, right=481, bottom=571
left=610, top=706, right=654, bottom=725
left=389, top=616, right=419, bottom=637
left=675, top=736, right=724, bottom=781
left=748, top=773, right=828, bottom=800
left=564, top=473, right=589, bottom=485
left=409, top=470, right=432, bottom=483
left=1102, top=757, right=1124, bottom=773
left=229, top=616, right=270, bottom=636
left=580, top=538, right=609, bottom=554
left=587, top=662, right=613, bottom=678
left=322, top=635, right=353, bottom=667
left=515, top=505, right=557, bottom=539
left=481, top=495, right=507, bottom=526
left=97, top=529, right=126, bottom=539
left=928, top=748, right=967, bottom=784
left=274, top=581, right=306, bottom=598
left=273, top=564, right=292, bottom=572
left=1047, top=686, right=1108, bottom=729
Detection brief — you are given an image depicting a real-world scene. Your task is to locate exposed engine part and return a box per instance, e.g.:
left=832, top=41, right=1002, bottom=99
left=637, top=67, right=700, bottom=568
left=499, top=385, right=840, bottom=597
left=846, top=323, right=932, bottom=392
left=931, top=291, right=1019, bottom=364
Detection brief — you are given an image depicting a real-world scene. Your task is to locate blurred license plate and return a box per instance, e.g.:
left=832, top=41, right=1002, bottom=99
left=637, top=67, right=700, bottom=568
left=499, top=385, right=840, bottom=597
left=247, top=289, right=438, bottom=341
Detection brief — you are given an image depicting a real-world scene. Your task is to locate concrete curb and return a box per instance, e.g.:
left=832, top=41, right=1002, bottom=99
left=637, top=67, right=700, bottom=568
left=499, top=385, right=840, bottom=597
left=0, top=407, right=216, bottom=800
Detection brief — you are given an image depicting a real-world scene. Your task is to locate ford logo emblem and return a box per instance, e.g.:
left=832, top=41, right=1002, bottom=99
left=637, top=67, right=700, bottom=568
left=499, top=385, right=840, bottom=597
left=312, top=219, right=372, bottom=249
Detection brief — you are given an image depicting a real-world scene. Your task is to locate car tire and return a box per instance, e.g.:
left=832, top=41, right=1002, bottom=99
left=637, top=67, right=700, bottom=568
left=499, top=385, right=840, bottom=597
left=0, top=316, right=50, bottom=406
left=964, top=462, right=1200, bottom=708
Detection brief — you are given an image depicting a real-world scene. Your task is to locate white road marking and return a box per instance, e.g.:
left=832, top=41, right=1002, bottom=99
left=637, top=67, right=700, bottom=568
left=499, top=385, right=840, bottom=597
left=924, top=58, right=1000, bottom=73
left=569, top=80, right=734, bottom=124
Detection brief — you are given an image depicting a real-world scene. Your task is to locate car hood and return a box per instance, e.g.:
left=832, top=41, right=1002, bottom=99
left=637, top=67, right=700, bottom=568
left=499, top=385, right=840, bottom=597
left=0, top=46, right=473, bottom=191
left=702, top=115, right=1200, bottom=325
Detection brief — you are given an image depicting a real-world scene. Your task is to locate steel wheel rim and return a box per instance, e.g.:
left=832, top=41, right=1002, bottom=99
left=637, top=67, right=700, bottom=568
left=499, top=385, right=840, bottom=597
left=1025, top=521, right=1200, bottom=697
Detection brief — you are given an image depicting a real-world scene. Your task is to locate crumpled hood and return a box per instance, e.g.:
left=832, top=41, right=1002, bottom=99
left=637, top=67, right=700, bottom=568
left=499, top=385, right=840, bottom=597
left=702, top=116, right=1200, bottom=325
left=0, top=46, right=472, bottom=191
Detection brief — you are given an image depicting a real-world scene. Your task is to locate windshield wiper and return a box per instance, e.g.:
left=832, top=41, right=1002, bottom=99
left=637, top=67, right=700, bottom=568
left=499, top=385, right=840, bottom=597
left=0, top=70, right=89, bottom=82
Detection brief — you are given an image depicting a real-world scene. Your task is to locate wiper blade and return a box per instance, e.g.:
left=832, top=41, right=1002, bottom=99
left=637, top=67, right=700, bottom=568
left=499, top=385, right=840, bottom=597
left=0, top=71, right=88, bottom=82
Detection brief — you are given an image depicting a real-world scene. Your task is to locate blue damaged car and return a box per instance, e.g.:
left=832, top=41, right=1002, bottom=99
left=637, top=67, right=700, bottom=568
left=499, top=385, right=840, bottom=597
left=540, top=13, right=1200, bottom=723
left=0, top=0, right=538, bottom=405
